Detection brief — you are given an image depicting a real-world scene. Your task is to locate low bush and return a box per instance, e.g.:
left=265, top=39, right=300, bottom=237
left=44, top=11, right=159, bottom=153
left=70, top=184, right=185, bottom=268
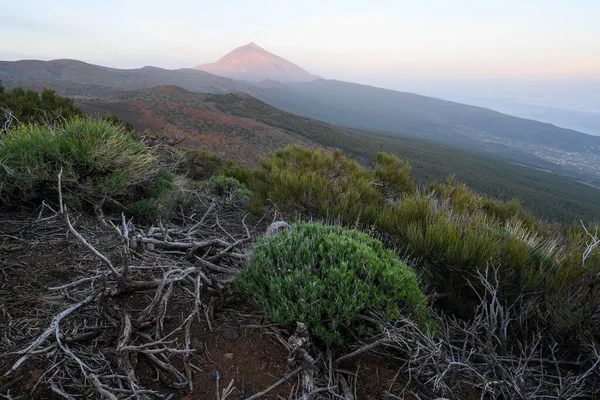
left=373, top=152, right=415, bottom=200
left=178, top=148, right=231, bottom=181
left=228, top=145, right=390, bottom=225
left=205, top=175, right=250, bottom=205
left=0, top=84, right=83, bottom=131
left=0, top=118, right=158, bottom=207
left=235, top=221, right=431, bottom=343
left=130, top=169, right=175, bottom=223
left=232, top=146, right=599, bottom=350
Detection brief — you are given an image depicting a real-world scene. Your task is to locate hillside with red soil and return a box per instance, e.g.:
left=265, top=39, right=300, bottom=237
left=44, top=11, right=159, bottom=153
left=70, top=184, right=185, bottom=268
left=78, top=86, right=316, bottom=165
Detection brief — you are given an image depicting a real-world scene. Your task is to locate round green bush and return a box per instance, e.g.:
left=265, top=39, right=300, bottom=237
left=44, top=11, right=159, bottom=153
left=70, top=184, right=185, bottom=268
left=205, top=175, right=250, bottom=204
left=0, top=118, right=157, bottom=206
left=235, top=221, right=431, bottom=343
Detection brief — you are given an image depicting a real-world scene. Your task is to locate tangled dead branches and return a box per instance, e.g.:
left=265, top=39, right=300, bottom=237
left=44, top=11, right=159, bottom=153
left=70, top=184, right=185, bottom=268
left=0, top=176, right=259, bottom=399
left=322, top=267, right=600, bottom=399
left=1, top=170, right=598, bottom=399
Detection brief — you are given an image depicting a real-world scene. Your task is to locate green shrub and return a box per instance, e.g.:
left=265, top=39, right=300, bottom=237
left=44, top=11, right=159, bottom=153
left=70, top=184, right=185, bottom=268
left=179, top=148, right=231, bottom=181
left=205, top=175, right=250, bottom=204
left=131, top=169, right=175, bottom=224
left=397, top=192, right=434, bottom=226
left=0, top=84, right=83, bottom=131
left=374, top=152, right=415, bottom=200
left=235, top=221, right=431, bottom=343
left=481, top=198, right=536, bottom=229
left=406, top=212, right=456, bottom=261
left=229, top=146, right=394, bottom=226
left=446, top=216, right=500, bottom=269
left=0, top=118, right=157, bottom=206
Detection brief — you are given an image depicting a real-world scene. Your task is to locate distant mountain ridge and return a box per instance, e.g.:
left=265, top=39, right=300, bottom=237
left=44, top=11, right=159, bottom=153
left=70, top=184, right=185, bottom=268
left=194, top=42, right=318, bottom=83
left=0, top=58, right=252, bottom=95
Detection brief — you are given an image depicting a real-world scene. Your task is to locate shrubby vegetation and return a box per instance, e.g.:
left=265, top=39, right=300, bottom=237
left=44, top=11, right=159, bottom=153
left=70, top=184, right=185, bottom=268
left=235, top=221, right=431, bottom=343
left=204, top=174, right=250, bottom=205
left=0, top=83, right=83, bottom=131
left=0, top=110, right=597, bottom=394
left=0, top=118, right=158, bottom=208
left=232, top=146, right=386, bottom=222
left=130, top=168, right=175, bottom=224
left=177, top=148, right=232, bottom=181
left=207, top=92, right=600, bottom=223
left=230, top=145, right=600, bottom=348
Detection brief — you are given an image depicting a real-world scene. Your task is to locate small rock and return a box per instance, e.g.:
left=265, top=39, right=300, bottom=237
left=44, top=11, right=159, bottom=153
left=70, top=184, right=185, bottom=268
left=223, top=352, right=234, bottom=360
left=265, top=221, right=290, bottom=236
left=258, top=361, right=269, bottom=371
left=222, top=327, right=239, bottom=341
left=208, top=367, right=222, bottom=381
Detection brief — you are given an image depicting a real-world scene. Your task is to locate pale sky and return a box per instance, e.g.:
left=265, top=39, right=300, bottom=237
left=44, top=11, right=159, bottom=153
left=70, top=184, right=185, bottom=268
left=1, top=0, right=599, bottom=80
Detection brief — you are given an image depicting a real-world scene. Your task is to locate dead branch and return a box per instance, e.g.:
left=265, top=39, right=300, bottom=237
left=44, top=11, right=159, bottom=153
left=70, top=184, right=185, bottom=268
left=379, top=267, right=600, bottom=399
left=140, top=236, right=231, bottom=251
left=244, top=367, right=301, bottom=400
left=58, top=169, right=121, bottom=279
left=581, top=220, right=600, bottom=264
left=2, top=179, right=253, bottom=399
left=4, top=291, right=99, bottom=376
left=0, top=106, right=19, bottom=132
left=334, top=338, right=389, bottom=365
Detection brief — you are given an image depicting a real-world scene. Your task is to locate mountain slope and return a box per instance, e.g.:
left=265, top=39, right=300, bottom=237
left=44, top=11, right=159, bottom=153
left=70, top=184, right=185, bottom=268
left=194, top=42, right=317, bottom=83
left=248, top=79, right=600, bottom=183
left=77, top=86, right=600, bottom=222
left=0, top=59, right=252, bottom=95
left=77, top=86, right=315, bottom=164
left=2, top=58, right=599, bottom=184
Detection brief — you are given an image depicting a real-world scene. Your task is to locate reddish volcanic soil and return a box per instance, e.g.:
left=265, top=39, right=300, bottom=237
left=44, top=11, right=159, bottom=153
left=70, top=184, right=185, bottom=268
left=78, top=93, right=315, bottom=166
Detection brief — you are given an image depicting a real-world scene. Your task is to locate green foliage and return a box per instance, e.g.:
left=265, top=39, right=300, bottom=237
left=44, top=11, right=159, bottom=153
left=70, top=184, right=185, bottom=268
left=229, top=145, right=386, bottom=225
left=131, top=169, right=175, bottom=224
left=0, top=84, right=83, bottom=130
left=179, top=148, right=231, bottom=181
left=234, top=145, right=599, bottom=346
left=205, top=175, right=250, bottom=204
left=374, top=152, right=415, bottom=200
left=206, top=175, right=243, bottom=195
left=235, top=222, right=431, bottom=343
left=0, top=118, right=157, bottom=207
